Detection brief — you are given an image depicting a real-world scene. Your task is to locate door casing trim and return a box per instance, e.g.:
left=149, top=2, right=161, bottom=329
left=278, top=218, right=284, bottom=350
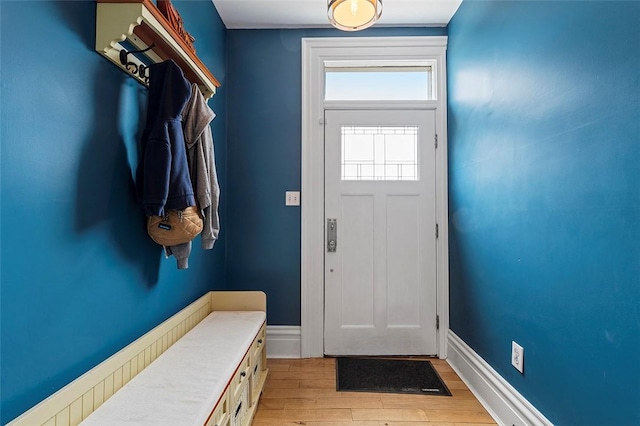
left=301, top=36, right=450, bottom=358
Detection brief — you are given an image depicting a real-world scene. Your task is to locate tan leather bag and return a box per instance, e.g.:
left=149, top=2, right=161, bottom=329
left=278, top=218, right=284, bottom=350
left=147, top=206, right=203, bottom=246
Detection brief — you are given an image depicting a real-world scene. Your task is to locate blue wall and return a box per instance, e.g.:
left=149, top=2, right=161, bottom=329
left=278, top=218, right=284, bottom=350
left=447, top=1, right=640, bottom=425
left=4, top=0, right=638, bottom=423
left=225, top=27, right=447, bottom=325
left=0, top=1, right=227, bottom=423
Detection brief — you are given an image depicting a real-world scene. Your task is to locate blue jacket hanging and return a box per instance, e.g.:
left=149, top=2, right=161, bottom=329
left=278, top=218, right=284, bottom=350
left=136, top=59, right=195, bottom=217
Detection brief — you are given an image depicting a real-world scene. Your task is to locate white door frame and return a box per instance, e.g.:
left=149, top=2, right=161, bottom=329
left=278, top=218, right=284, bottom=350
left=301, top=36, right=450, bottom=358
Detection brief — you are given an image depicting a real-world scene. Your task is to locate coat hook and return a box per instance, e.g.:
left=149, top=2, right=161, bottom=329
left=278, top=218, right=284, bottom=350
left=119, top=44, right=156, bottom=84
left=119, top=44, right=156, bottom=67
left=138, top=64, right=150, bottom=84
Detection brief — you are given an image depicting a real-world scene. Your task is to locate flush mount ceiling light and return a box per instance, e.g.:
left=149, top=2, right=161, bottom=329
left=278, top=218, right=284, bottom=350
left=328, top=0, right=383, bottom=31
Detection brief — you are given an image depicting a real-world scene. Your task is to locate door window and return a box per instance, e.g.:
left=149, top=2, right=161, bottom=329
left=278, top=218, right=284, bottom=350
left=341, top=125, right=419, bottom=181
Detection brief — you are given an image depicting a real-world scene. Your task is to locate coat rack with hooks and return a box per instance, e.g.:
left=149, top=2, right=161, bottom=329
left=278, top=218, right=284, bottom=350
left=95, top=0, right=220, bottom=99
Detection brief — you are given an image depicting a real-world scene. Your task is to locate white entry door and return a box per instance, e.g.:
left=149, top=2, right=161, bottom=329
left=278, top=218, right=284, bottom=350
left=324, top=109, right=438, bottom=356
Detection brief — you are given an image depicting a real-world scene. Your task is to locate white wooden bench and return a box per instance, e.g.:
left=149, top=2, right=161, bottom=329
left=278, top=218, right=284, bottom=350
left=8, top=291, right=268, bottom=426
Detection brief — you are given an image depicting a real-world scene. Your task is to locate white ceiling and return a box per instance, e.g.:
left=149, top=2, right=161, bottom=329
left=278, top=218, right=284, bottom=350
left=211, top=0, right=463, bottom=29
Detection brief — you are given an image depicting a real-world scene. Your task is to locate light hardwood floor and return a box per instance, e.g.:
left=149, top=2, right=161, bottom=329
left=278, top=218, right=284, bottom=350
left=253, top=357, right=497, bottom=426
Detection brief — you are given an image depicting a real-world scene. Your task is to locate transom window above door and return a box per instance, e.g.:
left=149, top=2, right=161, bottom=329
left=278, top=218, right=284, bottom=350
left=324, top=60, right=437, bottom=101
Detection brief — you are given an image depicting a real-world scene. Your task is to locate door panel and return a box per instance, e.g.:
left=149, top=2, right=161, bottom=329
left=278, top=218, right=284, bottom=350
left=324, top=109, right=437, bottom=356
left=386, top=194, right=420, bottom=327
left=341, top=195, right=374, bottom=326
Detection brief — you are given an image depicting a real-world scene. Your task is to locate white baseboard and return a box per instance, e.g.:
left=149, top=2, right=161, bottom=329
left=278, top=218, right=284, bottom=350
left=266, top=326, right=301, bottom=358
left=447, top=331, right=553, bottom=426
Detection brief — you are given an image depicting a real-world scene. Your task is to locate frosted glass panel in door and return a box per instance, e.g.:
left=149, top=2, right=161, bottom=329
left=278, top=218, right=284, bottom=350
left=341, top=126, right=418, bottom=181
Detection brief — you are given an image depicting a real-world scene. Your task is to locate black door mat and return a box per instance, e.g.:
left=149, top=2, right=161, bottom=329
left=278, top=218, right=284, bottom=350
left=336, top=357, right=452, bottom=396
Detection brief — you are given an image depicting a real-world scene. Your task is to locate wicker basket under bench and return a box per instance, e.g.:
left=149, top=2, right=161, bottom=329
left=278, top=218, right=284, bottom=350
left=8, top=291, right=268, bottom=426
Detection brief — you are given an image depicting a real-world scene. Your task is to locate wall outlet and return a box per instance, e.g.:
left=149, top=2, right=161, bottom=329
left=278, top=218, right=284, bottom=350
left=512, top=341, right=524, bottom=374
left=285, top=191, right=300, bottom=206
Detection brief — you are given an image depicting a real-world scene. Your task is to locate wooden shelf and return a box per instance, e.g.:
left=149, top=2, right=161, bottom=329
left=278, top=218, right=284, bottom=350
left=96, top=0, right=220, bottom=98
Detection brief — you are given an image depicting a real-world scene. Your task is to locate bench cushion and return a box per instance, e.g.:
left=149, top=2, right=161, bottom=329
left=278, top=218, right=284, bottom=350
left=81, top=311, right=266, bottom=426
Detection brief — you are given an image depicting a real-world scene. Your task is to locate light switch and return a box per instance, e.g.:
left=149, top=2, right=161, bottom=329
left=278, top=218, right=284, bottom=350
left=285, top=191, right=300, bottom=206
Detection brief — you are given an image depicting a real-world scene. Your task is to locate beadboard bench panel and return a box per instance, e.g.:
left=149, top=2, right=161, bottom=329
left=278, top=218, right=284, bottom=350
left=8, top=291, right=267, bottom=426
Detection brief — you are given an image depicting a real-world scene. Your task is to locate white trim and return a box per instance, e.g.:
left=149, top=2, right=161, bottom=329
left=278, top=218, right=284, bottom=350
left=447, top=331, right=553, bottom=426
left=301, top=36, right=449, bottom=358
left=266, top=326, right=301, bottom=359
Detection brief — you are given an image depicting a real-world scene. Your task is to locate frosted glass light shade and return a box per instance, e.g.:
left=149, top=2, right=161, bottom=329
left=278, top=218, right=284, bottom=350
left=328, top=0, right=383, bottom=31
